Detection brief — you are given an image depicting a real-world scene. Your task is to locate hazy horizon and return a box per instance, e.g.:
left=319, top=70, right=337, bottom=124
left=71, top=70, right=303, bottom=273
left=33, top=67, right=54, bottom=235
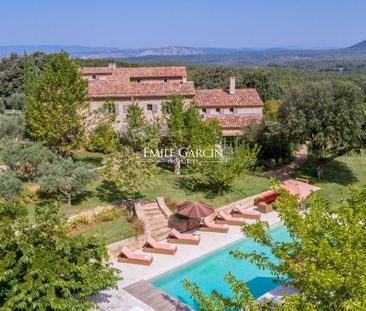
left=1, top=0, right=365, bottom=49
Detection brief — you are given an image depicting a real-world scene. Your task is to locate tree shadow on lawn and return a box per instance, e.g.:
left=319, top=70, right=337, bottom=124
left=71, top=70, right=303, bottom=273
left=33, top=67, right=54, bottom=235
left=71, top=189, right=95, bottom=205
left=72, top=155, right=104, bottom=167
left=294, top=157, right=358, bottom=186
left=174, top=175, right=221, bottom=200
left=95, top=179, right=143, bottom=204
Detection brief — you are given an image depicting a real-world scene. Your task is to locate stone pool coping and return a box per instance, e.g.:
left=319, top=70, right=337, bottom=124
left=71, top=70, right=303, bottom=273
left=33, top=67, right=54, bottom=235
left=95, top=208, right=282, bottom=310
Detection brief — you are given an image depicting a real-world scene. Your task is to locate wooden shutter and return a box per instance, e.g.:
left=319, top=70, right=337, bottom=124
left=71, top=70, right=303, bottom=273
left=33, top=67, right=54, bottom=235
left=206, top=108, right=210, bottom=114
left=234, top=108, right=238, bottom=114
left=220, top=108, right=224, bottom=114
left=152, top=104, right=158, bottom=113
left=123, top=105, right=129, bottom=113
left=114, top=103, right=120, bottom=115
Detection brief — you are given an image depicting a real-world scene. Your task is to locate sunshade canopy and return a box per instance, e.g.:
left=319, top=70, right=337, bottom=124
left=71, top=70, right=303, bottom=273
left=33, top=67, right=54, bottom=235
left=282, top=179, right=321, bottom=201
left=176, top=201, right=215, bottom=218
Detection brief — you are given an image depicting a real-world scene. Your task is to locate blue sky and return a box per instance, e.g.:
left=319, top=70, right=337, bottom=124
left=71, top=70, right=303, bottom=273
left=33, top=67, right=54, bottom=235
left=1, top=0, right=365, bottom=48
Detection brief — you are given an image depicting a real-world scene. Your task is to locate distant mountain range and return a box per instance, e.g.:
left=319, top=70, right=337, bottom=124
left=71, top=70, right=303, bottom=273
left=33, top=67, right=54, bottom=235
left=1, top=39, right=365, bottom=66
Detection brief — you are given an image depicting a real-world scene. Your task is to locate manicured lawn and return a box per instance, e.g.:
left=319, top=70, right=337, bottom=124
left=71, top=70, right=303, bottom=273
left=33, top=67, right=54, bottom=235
left=73, top=217, right=136, bottom=245
left=65, top=166, right=271, bottom=214
left=294, top=153, right=366, bottom=202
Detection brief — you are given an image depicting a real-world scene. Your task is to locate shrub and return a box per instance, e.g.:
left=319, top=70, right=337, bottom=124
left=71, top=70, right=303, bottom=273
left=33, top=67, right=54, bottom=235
left=0, top=113, right=25, bottom=141
left=86, top=123, right=119, bottom=154
left=4, top=93, right=25, bottom=110
left=1, top=139, right=55, bottom=181
left=68, top=216, right=91, bottom=229
left=92, top=208, right=126, bottom=223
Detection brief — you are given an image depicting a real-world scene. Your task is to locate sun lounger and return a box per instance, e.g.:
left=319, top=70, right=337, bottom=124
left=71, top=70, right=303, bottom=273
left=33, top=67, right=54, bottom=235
left=216, top=211, right=245, bottom=226
left=232, top=206, right=261, bottom=220
left=118, top=247, right=153, bottom=265
left=200, top=218, right=229, bottom=233
left=143, top=237, right=177, bottom=255
left=167, top=228, right=200, bottom=245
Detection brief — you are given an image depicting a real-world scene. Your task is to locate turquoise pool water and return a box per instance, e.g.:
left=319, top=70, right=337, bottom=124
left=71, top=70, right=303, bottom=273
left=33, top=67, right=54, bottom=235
left=151, top=225, right=290, bottom=309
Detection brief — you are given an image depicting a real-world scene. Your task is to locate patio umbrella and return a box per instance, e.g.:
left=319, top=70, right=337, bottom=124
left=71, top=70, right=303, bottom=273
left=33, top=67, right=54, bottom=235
left=281, top=179, right=321, bottom=201
left=176, top=201, right=215, bottom=218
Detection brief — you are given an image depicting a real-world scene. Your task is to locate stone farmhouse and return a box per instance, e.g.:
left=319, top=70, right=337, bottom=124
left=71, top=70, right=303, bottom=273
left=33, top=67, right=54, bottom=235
left=82, top=64, right=263, bottom=145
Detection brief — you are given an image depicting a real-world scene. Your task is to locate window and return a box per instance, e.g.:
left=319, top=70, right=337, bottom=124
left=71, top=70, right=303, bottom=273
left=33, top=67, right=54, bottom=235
left=164, top=78, right=169, bottom=83
left=216, top=108, right=220, bottom=113
left=137, top=79, right=143, bottom=83
left=202, top=108, right=207, bottom=113
left=147, top=104, right=153, bottom=111
left=92, top=74, right=99, bottom=80
left=229, top=108, right=234, bottom=113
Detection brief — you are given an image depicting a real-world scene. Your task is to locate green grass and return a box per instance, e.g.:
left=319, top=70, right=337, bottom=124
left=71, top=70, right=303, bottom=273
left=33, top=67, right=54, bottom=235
left=76, top=217, right=135, bottom=245
left=294, top=153, right=366, bottom=202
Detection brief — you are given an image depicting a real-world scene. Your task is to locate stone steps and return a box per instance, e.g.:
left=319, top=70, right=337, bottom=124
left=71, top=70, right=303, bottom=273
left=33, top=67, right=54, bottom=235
left=137, top=200, right=171, bottom=241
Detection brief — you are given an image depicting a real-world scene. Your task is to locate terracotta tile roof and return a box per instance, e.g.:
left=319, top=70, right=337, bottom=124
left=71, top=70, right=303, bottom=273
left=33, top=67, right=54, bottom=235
left=81, top=67, right=114, bottom=74
left=206, top=115, right=261, bottom=128
left=195, top=89, right=263, bottom=107
left=88, top=80, right=195, bottom=98
left=121, top=66, right=187, bottom=78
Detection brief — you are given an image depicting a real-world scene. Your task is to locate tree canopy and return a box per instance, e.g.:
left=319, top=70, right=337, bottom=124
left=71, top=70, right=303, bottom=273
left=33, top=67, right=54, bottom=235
left=162, top=95, right=222, bottom=174
left=104, top=146, right=156, bottom=200
left=38, top=157, right=99, bottom=207
left=197, top=144, right=259, bottom=195
left=0, top=201, right=119, bottom=310
left=122, top=102, right=160, bottom=152
left=185, top=185, right=366, bottom=310
left=0, top=172, right=24, bottom=202
left=1, top=139, right=56, bottom=181
left=278, top=81, right=366, bottom=178
left=24, top=52, right=89, bottom=154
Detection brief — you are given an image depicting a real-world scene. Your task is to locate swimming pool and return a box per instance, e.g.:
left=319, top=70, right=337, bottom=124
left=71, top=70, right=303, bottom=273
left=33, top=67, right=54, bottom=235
left=150, top=225, right=290, bottom=309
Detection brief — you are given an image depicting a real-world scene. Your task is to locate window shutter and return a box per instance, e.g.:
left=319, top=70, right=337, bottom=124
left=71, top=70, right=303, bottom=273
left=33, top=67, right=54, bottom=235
left=114, top=103, right=120, bottom=115
left=206, top=108, right=210, bottom=114
left=220, top=108, right=224, bottom=114
left=152, top=104, right=158, bottom=113
left=234, top=108, right=238, bottom=114
left=123, top=105, right=129, bottom=113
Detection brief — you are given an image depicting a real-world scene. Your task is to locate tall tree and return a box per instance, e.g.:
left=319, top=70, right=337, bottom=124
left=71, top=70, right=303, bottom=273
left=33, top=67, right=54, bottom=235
left=38, top=157, right=98, bottom=207
left=162, top=96, right=222, bottom=174
left=0, top=201, right=119, bottom=310
left=24, top=52, right=89, bottom=154
left=185, top=186, right=366, bottom=310
left=197, top=144, right=259, bottom=195
left=123, top=102, right=160, bottom=152
left=278, top=81, right=366, bottom=178
left=86, top=98, right=120, bottom=154
left=104, top=146, right=156, bottom=200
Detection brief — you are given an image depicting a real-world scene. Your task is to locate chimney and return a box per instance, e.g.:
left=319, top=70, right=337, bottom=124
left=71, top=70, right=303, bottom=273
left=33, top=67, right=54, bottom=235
left=182, top=76, right=187, bottom=84
left=108, top=63, right=116, bottom=76
left=229, top=76, right=235, bottom=95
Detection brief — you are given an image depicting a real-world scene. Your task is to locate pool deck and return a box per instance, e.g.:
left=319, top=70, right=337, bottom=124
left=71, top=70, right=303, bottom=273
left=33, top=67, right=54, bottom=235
left=94, top=208, right=282, bottom=310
